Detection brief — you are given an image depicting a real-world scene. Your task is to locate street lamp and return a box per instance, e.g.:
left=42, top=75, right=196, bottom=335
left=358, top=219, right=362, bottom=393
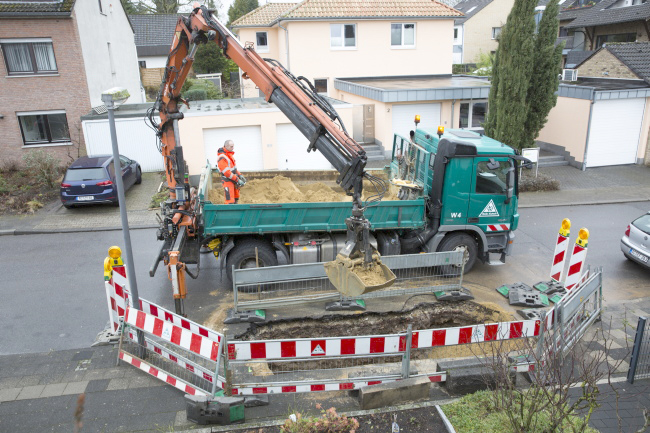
left=101, top=88, right=141, bottom=312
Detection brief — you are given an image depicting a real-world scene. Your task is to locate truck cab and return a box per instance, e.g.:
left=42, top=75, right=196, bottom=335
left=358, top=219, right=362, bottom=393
left=390, top=127, right=519, bottom=270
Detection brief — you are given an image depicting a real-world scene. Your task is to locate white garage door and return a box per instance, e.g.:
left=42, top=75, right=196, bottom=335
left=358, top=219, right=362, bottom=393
left=586, top=98, right=645, bottom=167
left=392, top=103, right=441, bottom=138
left=203, top=126, right=263, bottom=171
left=276, top=123, right=332, bottom=170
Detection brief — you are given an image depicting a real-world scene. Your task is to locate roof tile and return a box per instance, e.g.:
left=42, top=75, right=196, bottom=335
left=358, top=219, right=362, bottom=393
left=233, top=0, right=462, bottom=27
left=0, top=0, right=74, bottom=16
left=564, top=0, right=650, bottom=28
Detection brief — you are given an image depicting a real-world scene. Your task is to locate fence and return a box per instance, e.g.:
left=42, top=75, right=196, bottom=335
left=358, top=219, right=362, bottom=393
left=627, top=316, right=650, bottom=383
left=105, top=253, right=602, bottom=401
left=232, top=252, right=465, bottom=317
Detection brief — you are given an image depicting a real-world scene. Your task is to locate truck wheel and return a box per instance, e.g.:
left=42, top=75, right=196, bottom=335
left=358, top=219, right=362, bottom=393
left=226, top=239, right=278, bottom=291
left=437, top=233, right=478, bottom=275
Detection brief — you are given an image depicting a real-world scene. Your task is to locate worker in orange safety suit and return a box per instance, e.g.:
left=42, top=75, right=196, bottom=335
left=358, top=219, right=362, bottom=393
left=216, top=140, right=246, bottom=204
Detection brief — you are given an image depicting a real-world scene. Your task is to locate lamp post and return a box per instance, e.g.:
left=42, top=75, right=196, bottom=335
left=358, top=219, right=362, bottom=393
left=101, top=88, right=141, bottom=311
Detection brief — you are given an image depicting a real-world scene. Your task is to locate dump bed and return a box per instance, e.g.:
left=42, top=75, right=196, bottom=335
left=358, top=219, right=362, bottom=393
left=197, top=166, right=426, bottom=236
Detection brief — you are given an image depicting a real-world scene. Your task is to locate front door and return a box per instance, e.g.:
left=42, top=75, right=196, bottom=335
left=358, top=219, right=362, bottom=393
left=468, top=158, right=513, bottom=232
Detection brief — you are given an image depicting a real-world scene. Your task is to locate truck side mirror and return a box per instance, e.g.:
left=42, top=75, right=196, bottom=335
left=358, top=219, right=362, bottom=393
left=505, top=164, right=515, bottom=204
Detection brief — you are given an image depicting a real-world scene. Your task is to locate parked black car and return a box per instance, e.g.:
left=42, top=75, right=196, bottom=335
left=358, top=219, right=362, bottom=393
left=60, top=155, right=141, bottom=208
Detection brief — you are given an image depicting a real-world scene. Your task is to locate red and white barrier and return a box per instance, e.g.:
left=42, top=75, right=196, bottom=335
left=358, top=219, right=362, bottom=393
left=105, top=265, right=130, bottom=332
left=486, top=224, right=511, bottom=232
left=125, top=307, right=221, bottom=362
left=564, top=229, right=589, bottom=291
left=228, top=320, right=540, bottom=361
left=550, top=219, right=571, bottom=282
left=119, top=351, right=207, bottom=396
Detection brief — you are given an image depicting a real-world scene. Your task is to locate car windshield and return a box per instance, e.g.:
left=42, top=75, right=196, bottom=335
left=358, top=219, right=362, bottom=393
left=64, top=168, right=107, bottom=182
left=632, top=214, right=650, bottom=235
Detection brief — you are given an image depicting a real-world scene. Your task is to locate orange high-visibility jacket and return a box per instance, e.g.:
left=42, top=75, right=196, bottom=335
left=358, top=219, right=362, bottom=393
left=217, top=148, right=240, bottom=182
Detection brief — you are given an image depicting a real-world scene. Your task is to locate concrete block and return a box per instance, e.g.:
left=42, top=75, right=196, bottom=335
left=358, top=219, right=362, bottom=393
left=62, top=381, right=89, bottom=396
left=446, top=366, right=496, bottom=395
left=359, top=376, right=430, bottom=410
left=0, top=387, right=21, bottom=402
left=16, top=385, right=45, bottom=400
left=436, top=357, right=487, bottom=373
left=40, top=383, right=67, bottom=398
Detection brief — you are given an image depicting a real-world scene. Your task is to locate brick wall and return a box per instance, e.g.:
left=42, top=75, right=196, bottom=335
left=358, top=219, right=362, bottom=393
left=0, top=15, right=91, bottom=167
left=577, top=49, right=639, bottom=80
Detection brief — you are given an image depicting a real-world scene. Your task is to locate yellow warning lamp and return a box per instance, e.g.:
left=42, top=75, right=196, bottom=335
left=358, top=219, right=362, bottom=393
left=104, top=246, right=123, bottom=280
left=437, top=125, right=445, bottom=138
left=577, top=228, right=589, bottom=247
left=414, top=114, right=421, bottom=125
left=559, top=218, right=571, bottom=237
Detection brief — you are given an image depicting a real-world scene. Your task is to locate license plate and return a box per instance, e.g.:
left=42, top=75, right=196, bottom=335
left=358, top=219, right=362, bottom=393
left=77, top=196, right=95, bottom=201
left=630, top=248, right=649, bottom=263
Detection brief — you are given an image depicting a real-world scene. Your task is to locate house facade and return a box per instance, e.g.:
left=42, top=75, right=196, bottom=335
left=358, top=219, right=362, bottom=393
left=452, top=0, right=514, bottom=64
left=557, top=0, right=650, bottom=67
left=537, top=42, right=650, bottom=168
left=0, top=0, right=143, bottom=164
left=232, top=0, right=462, bottom=99
left=129, top=13, right=179, bottom=87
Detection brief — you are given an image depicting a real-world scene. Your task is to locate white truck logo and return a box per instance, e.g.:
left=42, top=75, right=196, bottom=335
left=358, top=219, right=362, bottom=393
left=480, top=200, right=499, bottom=217
left=451, top=212, right=462, bottom=218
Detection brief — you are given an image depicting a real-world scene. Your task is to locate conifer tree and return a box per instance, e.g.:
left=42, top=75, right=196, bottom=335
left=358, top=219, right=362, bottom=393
left=483, top=0, right=537, bottom=149
left=523, top=0, right=565, bottom=148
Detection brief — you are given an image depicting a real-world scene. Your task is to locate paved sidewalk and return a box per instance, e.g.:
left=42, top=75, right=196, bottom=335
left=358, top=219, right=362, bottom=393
left=1, top=164, right=650, bottom=235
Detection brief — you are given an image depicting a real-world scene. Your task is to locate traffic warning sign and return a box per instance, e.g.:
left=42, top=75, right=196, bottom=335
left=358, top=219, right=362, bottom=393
left=480, top=199, right=499, bottom=217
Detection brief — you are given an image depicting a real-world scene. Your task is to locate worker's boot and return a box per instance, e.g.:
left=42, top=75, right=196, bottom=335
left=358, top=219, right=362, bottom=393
left=234, top=198, right=239, bottom=204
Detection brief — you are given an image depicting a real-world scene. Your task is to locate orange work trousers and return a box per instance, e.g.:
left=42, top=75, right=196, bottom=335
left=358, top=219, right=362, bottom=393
left=222, top=179, right=240, bottom=204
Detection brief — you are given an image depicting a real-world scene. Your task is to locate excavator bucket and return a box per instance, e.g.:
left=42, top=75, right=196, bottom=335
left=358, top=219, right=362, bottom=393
left=324, top=254, right=396, bottom=297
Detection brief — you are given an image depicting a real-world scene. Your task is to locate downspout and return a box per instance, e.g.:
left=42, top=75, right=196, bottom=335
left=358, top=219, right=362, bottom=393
left=278, top=21, right=290, bottom=70
left=451, top=99, right=456, bottom=128
left=581, top=89, right=596, bottom=171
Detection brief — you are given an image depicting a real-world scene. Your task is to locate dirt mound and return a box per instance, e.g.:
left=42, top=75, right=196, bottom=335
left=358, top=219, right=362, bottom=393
left=236, top=301, right=511, bottom=341
left=209, top=174, right=402, bottom=204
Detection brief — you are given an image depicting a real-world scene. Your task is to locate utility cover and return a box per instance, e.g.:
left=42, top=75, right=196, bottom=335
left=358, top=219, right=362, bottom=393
left=480, top=200, right=499, bottom=217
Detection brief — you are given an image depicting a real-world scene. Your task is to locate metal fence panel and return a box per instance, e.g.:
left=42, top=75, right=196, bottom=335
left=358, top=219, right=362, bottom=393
left=233, top=252, right=464, bottom=312
left=628, top=316, right=649, bottom=383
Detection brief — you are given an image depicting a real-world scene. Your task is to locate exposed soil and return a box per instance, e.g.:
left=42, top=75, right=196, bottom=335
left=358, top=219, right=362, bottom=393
left=236, top=301, right=510, bottom=341
left=208, top=174, right=399, bottom=205
left=0, top=168, right=61, bottom=215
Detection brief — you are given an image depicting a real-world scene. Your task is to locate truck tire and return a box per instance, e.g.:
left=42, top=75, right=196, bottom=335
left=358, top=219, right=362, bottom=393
left=226, top=239, right=278, bottom=291
left=437, top=233, right=478, bottom=275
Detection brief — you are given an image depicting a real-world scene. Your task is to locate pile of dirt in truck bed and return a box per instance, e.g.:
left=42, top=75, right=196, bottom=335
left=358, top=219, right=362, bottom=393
left=208, top=174, right=399, bottom=204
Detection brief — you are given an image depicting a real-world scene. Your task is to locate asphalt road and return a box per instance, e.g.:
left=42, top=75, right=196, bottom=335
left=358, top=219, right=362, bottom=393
left=1, top=201, right=648, bottom=356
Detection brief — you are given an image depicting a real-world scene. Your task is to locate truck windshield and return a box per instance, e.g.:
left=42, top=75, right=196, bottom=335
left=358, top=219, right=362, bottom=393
left=476, top=160, right=510, bottom=194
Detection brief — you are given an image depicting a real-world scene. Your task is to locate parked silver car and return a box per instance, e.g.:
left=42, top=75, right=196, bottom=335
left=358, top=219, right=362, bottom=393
left=621, top=211, right=650, bottom=269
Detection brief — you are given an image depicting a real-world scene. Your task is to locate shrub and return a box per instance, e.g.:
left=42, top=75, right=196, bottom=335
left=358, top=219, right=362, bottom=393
left=22, top=150, right=62, bottom=188
left=519, top=172, right=560, bottom=192
left=181, top=78, right=223, bottom=101
left=26, top=199, right=44, bottom=213
left=1, top=159, right=20, bottom=174
left=183, top=88, right=208, bottom=102
left=280, top=405, right=359, bottom=433
left=0, top=174, right=8, bottom=194
left=150, top=189, right=170, bottom=209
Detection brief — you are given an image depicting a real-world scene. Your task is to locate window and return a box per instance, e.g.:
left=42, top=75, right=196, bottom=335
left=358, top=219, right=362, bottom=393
left=330, top=24, right=356, bottom=49
left=314, top=79, right=328, bottom=95
left=492, top=27, right=501, bottom=39
left=391, top=23, right=415, bottom=47
left=1, top=39, right=57, bottom=75
left=256, top=31, right=269, bottom=53
left=17, top=111, right=70, bottom=146
left=596, top=33, right=636, bottom=48
left=454, top=28, right=458, bottom=40
left=475, top=160, right=510, bottom=194
left=119, top=156, right=131, bottom=168
left=138, top=60, right=146, bottom=68
left=459, top=101, right=487, bottom=128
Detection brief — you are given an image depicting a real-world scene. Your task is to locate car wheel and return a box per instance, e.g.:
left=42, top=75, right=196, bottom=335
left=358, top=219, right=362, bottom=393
left=135, top=168, right=142, bottom=185
left=226, top=239, right=278, bottom=291
left=112, top=200, right=120, bottom=207
left=437, top=232, right=478, bottom=275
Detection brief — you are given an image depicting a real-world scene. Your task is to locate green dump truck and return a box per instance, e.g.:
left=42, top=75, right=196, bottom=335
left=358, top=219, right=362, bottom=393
left=198, top=127, right=523, bottom=280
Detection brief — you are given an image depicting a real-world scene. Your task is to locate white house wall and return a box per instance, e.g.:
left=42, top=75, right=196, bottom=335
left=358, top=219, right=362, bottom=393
left=82, top=117, right=163, bottom=172
left=74, top=0, right=144, bottom=107
left=140, top=55, right=169, bottom=68
left=179, top=103, right=354, bottom=175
